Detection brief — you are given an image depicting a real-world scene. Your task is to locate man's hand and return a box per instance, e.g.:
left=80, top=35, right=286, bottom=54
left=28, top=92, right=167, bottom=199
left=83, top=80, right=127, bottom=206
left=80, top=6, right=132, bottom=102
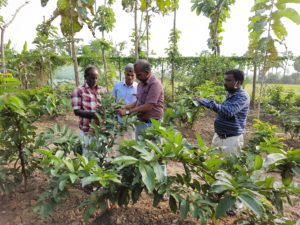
left=193, top=96, right=203, bottom=102
left=116, top=108, right=126, bottom=116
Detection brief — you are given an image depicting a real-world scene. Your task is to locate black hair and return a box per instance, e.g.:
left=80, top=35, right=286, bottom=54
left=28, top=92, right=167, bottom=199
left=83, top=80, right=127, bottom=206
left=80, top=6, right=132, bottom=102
left=225, top=69, right=245, bottom=84
left=84, top=65, right=98, bottom=79
left=134, top=59, right=151, bottom=72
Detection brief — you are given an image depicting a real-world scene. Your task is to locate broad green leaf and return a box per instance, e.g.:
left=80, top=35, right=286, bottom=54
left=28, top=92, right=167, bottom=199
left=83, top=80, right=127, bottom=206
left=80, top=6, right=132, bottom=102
left=146, top=140, right=162, bottom=155
left=153, top=192, right=163, bottom=207
left=287, top=149, right=300, bottom=163
left=281, top=169, right=293, bottom=186
left=271, top=17, right=288, bottom=40
left=179, top=199, right=189, bottom=219
left=198, top=208, right=207, bottom=225
left=112, top=156, right=138, bottom=164
left=69, top=174, right=78, bottom=183
left=118, top=188, right=129, bottom=207
left=141, top=150, right=155, bottom=161
left=133, top=145, right=149, bottom=155
left=263, top=153, right=286, bottom=168
left=238, top=192, right=264, bottom=217
left=292, top=166, right=300, bottom=176
left=151, top=162, right=165, bottom=182
left=210, top=181, right=235, bottom=194
left=81, top=175, right=101, bottom=186
left=254, top=155, right=263, bottom=170
left=37, top=149, right=59, bottom=161
left=190, top=203, right=199, bottom=218
left=139, top=164, right=155, bottom=192
left=57, top=0, right=68, bottom=11
left=132, top=185, right=143, bottom=203
left=55, top=150, right=64, bottom=159
left=59, top=179, right=67, bottom=191
left=276, top=2, right=286, bottom=10
left=61, top=14, right=83, bottom=36
left=278, top=0, right=300, bottom=3
left=63, top=159, right=75, bottom=172
left=275, top=7, right=300, bottom=24
left=196, top=133, right=205, bottom=148
left=183, top=163, right=191, bottom=183
left=205, top=159, right=223, bottom=172
left=169, top=195, right=177, bottom=213
left=8, top=95, right=25, bottom=110
left=216, top=196, right=236, bottom=218
left=81, top=158, right=96, bottom=171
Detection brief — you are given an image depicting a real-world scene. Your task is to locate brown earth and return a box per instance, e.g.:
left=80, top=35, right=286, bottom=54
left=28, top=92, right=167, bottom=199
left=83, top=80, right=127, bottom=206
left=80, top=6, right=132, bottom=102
left=0, top=111, right=299, bottom=225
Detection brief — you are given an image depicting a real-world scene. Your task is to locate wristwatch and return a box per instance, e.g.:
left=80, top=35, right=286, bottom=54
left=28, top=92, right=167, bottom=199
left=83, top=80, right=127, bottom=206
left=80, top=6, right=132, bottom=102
left=125, top=110, right=130, bottom=115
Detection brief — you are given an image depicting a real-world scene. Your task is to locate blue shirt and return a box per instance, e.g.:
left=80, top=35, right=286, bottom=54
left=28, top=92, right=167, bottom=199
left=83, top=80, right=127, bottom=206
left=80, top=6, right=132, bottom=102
left=200, top=88, right=250, bottom=136
left=112, top=81, right=137, bottom=123
left=112, top=81, right=137, bottom=104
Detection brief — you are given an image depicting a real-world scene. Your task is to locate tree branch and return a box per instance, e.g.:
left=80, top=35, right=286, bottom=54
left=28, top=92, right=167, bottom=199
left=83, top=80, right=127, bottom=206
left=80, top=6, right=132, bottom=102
left=4, top=1, right=30, bottom=29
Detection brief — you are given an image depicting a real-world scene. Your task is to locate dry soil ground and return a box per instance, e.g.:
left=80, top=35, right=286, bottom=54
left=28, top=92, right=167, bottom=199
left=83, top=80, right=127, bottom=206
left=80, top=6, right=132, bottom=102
left=0, top=111, right=299, bottom=225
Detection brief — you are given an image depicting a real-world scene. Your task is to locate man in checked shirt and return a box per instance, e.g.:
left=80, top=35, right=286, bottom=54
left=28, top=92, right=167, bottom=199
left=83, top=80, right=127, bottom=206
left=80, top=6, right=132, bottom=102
left=71, top=65, right=106, bottom=157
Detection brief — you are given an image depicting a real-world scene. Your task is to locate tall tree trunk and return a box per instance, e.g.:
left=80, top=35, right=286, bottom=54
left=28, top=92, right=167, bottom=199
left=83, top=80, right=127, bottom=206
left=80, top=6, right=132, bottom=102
left=161, top=60, right=164, bottom=84
left=0, top=1, right=29, bottom=74
left=18, top=144, right=27, bottom=190
left=283, top=60, right=288, bottom=77
left=70, top=35, right=80, bottom=86
left=251, top=61, right=257, bottom=109
left=146, top=7, right=149, bottom=60
left=118, top=56, right=122, bottom=81
left=101, top=31, right=109, bottom=92
left=134, top=0, right=139, bottom=60
left=49, top=62, right=53, bottom=87
left=24, top=67, right=28, bottom=89
left=0, top=28, right=5, bottom=74
left=171, top=2, right=177, bottom=101
left=257, top=0, right=274, bottom=118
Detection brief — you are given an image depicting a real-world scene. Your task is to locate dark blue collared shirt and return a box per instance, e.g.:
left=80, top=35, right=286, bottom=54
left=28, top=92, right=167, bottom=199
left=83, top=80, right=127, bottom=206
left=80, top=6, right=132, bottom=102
left=199, top=88, right=250, bottom=136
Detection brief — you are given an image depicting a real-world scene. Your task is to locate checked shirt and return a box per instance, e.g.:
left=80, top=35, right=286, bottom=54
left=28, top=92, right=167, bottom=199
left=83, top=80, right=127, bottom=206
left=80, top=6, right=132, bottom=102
left=71, top=83, right=106, bottom=133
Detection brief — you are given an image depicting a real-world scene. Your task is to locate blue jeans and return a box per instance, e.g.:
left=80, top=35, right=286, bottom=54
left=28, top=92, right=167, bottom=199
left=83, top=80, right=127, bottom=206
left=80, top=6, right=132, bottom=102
left=135, top=120, right=167, bottom=178
left=135, top=121, right=153, bottom=140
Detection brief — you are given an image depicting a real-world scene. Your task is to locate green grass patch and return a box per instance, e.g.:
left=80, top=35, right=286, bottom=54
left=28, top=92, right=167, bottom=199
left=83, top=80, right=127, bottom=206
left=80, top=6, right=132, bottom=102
left=245, top=84, right=300, bottom=96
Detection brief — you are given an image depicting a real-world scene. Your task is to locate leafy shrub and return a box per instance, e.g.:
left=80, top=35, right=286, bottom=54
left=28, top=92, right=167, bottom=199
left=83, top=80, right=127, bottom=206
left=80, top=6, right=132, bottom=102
left=0, top=87, right=73, bottom=193
left=164, top=81, right=225, bottom=126
left=36, top=119, right=300, bottom=224
left=263, top=85, right=300, bottom=139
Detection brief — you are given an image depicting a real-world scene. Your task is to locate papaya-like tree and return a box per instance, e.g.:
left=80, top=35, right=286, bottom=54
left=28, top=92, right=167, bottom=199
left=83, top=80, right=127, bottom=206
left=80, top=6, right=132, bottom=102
left=94, top=0, right=116, bottom=91
left=294, top=56, right=300, bottom=72
left=140, top=0, right=175, bottom=59
left=0, top=1, right=29, bottom=74
left=165, top=0, right=180, bottom=101
left=33, top=22, right=70, bottom=87
left=248, top=0, right=300, bottom=112
left=191, top=0, right=236, bottom=56
left=122, top=0, right=175, bottom=60
left=41, top=0, right=95, bottom=86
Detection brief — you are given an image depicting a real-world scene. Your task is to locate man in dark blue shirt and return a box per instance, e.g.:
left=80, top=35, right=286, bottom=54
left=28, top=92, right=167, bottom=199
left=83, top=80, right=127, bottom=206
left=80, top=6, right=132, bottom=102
left=194, top=69, right=250, bottom=156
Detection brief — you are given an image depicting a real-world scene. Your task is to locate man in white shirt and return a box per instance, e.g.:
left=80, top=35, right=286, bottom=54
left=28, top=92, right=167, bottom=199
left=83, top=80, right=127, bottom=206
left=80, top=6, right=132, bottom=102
left=112, top=64, right=138, bottom=151
left=112, top=63, right=138, bottom=122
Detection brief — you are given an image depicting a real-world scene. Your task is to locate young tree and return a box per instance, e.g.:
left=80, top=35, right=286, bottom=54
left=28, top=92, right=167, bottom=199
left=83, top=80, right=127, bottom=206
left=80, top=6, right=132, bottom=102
left=122, top=0, right=175, bottom=59
left=191, top=0, right=236, bottom=56
left=0, top=1, right=29, bottom=74
left=248, top=0, right=300, bottom=113
left=33, top=22, right=69, bottom=87
left=165, top=0, right=180, bottom=101
left=41, top=0, right=95, bottom=86
left=94, top=0, right=116, bottom=91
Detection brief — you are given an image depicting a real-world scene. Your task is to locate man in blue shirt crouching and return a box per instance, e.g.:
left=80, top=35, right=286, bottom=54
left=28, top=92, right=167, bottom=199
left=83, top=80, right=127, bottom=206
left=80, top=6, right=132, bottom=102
left=194, top=69, right=250, bottom=156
